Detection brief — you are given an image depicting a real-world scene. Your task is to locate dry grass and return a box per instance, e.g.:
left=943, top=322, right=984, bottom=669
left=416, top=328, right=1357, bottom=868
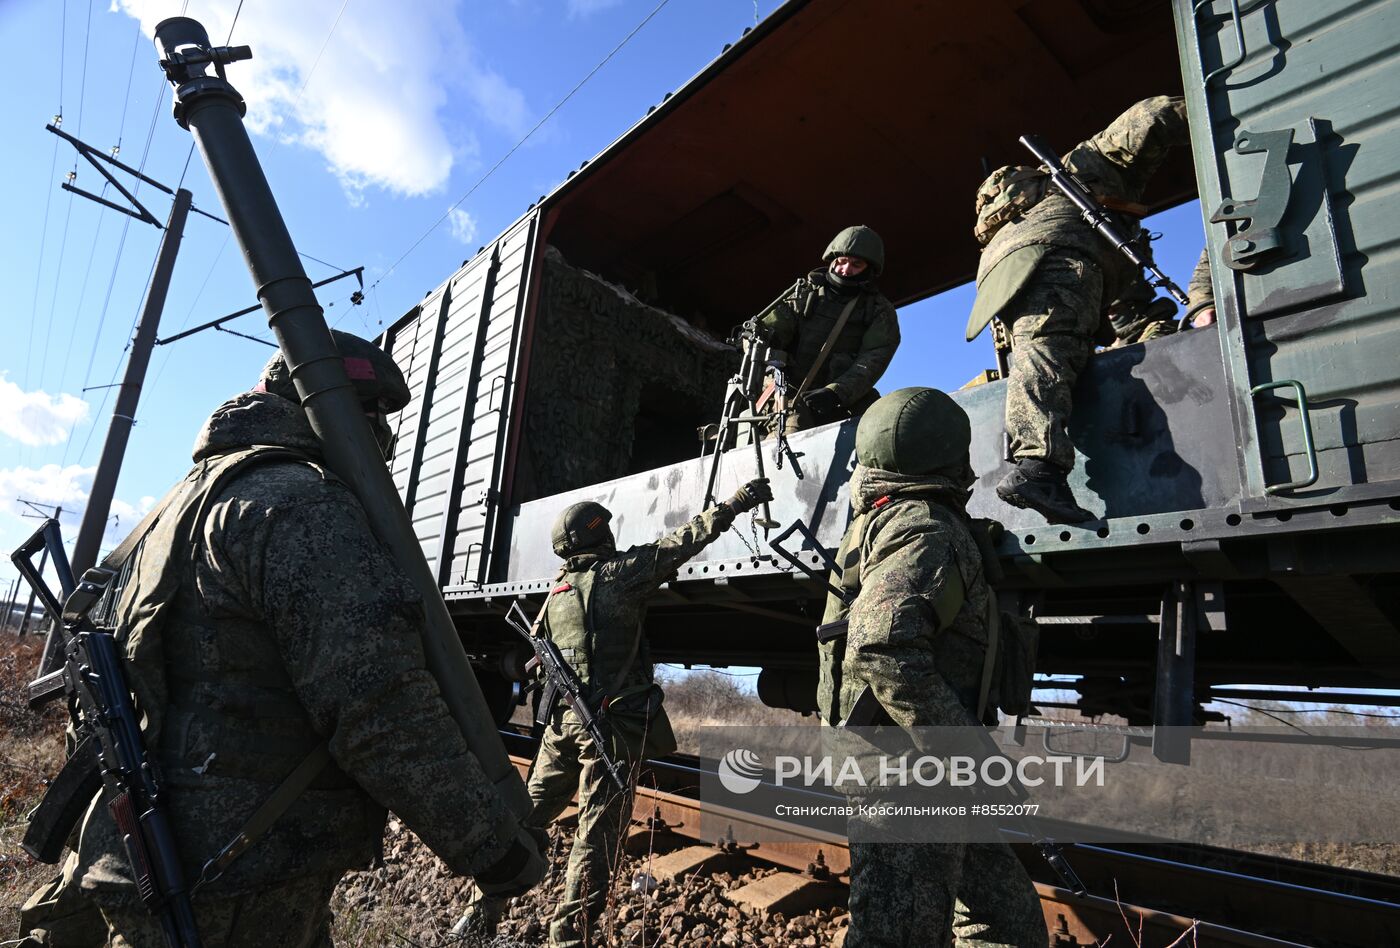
left=0, top=633, right=68, bottom=930
left=653, top=670, right=812, bottom=755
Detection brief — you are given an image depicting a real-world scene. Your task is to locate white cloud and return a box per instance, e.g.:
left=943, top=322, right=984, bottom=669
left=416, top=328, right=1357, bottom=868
left=568, top=0, right=624, bottom=17
left=447, top=206, right=479, bottom=245
left=0, top=376, right=89, bottom=446
left=0, top=464, right=156, bottom=549
left=116, top=0, right=533, bottom=197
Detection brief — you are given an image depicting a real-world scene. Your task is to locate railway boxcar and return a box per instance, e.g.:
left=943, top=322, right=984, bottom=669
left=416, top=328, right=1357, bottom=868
left=382, top=0, right=1400, bottom=734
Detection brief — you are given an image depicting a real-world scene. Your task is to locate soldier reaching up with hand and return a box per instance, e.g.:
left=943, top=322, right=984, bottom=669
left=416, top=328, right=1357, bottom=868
left=459, top=477, right=773, bottom=947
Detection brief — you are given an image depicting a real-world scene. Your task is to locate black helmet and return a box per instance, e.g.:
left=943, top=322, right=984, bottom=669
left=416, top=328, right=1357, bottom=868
left=855, top=387, right=971, bottom=476
left=551, top=501, right=615, bottom=557
left=257, top=330, right=411, bottom=412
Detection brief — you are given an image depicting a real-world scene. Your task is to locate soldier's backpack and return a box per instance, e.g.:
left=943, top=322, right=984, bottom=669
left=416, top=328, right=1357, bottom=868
left=972, top=165, right=1050, bottom=247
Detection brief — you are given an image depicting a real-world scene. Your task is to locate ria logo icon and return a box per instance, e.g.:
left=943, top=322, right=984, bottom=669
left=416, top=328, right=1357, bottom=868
left=718, top=748, right=764, bottom=795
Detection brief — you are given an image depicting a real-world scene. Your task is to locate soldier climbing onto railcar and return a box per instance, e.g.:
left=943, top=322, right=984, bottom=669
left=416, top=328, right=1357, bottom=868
left=457, top=477, right=772, bottom=947
left=965, top=95, right=1195, bottom=524
left=756, top=226, right=901, bottom=431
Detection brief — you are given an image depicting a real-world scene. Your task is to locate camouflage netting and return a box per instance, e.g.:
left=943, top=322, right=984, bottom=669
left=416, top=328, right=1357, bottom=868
left=520, top=247, right=734, bottom=501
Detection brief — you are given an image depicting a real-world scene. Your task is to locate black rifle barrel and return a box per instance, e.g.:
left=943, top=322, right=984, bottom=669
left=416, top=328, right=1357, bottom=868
left=506, top=604, right=630, bottom=792
left=150, top=17, right=528, bottom=817
left=1018, top=135, right=1188, bottom=306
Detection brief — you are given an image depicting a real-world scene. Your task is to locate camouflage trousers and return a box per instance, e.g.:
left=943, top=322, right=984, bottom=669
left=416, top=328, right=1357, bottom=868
left=97, top=871, right=340, bottom=948
left=846, top=839, right=1047, bottom=948
left=525, top=708, right=643, bottom=948
left=16, top=853, right=107, bottom=948
left=999, top=251, right=1103, bottom=470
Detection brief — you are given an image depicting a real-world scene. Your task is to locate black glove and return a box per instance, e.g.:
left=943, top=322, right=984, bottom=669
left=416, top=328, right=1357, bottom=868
left=800, top=387, right=843, bottom=425
left=725, top=477, right=773, bottom=515
left=475, top=827, right=547, bottom=898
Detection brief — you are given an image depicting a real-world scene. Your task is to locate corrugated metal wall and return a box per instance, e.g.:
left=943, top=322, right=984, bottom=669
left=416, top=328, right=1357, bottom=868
left=384, top=212, right=540, bottom=589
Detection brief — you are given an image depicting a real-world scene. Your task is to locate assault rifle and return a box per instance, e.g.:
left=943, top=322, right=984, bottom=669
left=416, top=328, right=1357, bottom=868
left=13, top=520, right=203, bottom=948
left=505, top=601, right=630, bottom=793
left=1019, top=134, right=1189, bottom=306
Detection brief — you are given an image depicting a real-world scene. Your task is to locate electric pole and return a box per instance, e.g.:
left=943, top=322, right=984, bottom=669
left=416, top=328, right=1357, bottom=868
left=2, top=577, right=18, bottom=632
left=70, top=188, right=192, bottom=576
left=43, top=125, right=208, bottom=578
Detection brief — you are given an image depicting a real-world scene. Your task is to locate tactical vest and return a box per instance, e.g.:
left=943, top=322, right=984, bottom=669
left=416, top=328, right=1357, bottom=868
left=111, top=447, right=351, bottom=791
left=973, top=165, right=1050, bottom=247
left=816, top=496, right=973, bottom=726
left=789, top=276, right=880, bottom=391
left=542, top=562, right=648, bottom=699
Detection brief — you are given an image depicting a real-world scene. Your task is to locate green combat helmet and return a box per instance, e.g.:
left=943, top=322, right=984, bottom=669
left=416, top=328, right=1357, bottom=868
left=823, top=225, right=885, bottom=277
left=856, top=386, right=972, bottom=478
left=257, top=330, right=411, bottom=459
left=258, top=330, right=411, bottom=411
left=551, top=501, right=615, bottom=557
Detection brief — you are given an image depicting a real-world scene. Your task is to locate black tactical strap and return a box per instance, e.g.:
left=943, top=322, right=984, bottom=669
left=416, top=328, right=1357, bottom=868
left=977, top=599, right=1000, bottom=721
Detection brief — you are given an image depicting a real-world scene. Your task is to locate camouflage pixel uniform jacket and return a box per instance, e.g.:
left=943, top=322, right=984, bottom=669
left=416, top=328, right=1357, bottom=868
left=77, top=392, right=516, bottom=907
left=758, top=269, right=901, bottom=419
left=817, top=465, right=1047, bottom=948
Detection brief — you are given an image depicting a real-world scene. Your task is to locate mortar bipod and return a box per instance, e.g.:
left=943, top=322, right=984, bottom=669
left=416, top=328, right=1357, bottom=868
left=700, top=320, right=777, bottom=528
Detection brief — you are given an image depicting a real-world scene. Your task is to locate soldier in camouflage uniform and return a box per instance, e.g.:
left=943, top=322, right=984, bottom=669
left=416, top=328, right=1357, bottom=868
left=64, top=332, right=543, bottom=947
left=1109, top=249, right=1216, bottom=345
left=1186, top=248, right=1216, bottom=327
left=462, top=477, right=772, bottom=946
left=818, top=388, right=1046, bottom=948
left=967, top=96, right=1192, bottom=523
left=1106, top=275, right=1179, bottom=347
left=757, top=226, right=901, bottom=431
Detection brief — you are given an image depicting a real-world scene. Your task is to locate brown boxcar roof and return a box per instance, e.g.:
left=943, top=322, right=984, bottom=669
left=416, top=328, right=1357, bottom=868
left=541, top=0, right=1191, bottom=326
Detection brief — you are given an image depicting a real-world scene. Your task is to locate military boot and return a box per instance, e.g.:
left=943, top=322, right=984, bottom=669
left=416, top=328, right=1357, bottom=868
left=996, top=458, right=1093, bottom=524
left=450, top=888, right=507, bottom=941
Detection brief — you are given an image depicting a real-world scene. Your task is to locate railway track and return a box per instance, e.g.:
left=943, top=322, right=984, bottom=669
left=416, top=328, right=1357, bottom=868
left=501, top=730, right=1400, bottom=947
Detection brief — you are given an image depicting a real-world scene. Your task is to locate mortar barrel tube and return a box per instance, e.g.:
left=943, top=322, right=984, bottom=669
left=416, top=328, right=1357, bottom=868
left=151, top=17, right=528, bottom=817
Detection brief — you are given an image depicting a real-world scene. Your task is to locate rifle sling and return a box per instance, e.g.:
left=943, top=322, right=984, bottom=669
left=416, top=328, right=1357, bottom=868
left=976, top=597, right=1000, bottom=722
left=196, top=742, right=333, bottom=892
left=28, top=447, right=328, bottom=880
left=794, top=294, right=861, bottom=401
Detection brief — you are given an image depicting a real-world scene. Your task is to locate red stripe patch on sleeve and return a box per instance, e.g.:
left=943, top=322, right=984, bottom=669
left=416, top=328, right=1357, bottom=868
left=552, top=582, right=573, bottom=594
left=343, top=356, right=377, bottom=381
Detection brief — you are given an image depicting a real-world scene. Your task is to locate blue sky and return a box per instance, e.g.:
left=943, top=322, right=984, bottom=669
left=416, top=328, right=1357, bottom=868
left=0, top=0, right=1207, bottom=597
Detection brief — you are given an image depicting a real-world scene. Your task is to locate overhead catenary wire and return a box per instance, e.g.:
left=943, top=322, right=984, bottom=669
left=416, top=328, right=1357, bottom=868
left=1214, top=697, right=1400, bottom=722
left=72, top=0, right=93, bottom=153
left=24, top=138, right=62, bottom=392
left=113, top=16, right=143, bottom=156
left=50, top=17, right=152, bottom=397
left=365, top=0, right=676, bottom=300
left=65, top=70, right=170, bottom=467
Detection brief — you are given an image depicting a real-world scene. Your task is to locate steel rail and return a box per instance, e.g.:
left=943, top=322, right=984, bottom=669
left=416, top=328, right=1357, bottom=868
left=502, top=730, right=1400, bottom=946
